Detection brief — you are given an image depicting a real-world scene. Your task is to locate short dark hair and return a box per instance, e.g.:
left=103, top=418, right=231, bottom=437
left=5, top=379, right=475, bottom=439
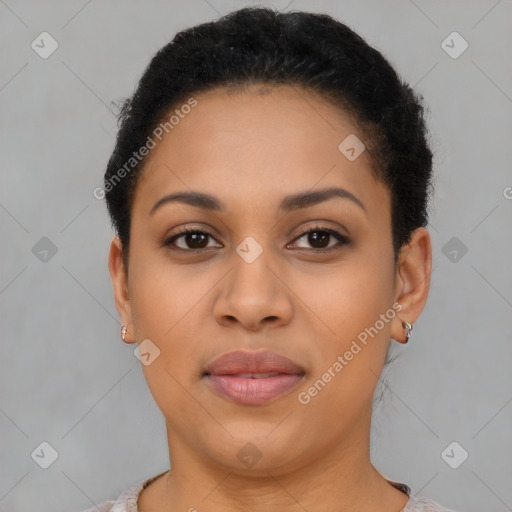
left=104, top=6, right=433, bottom=269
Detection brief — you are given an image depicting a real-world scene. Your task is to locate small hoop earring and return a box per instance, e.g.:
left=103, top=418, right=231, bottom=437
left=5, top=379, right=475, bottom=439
left=120, top=325, right=128, bottom=342
left=402, top=321, right=413, bottom=343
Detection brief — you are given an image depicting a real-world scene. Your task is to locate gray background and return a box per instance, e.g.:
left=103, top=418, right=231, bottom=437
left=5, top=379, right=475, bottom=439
left=1, top=1, right=511, bottom=511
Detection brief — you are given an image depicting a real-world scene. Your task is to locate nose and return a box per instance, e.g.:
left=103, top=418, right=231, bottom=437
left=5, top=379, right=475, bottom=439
left=213, top=244, right=294, bottom=332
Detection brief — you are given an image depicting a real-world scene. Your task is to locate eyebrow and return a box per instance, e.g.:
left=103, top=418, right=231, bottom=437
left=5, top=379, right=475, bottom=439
left=149, top=187, right=366, bottom=215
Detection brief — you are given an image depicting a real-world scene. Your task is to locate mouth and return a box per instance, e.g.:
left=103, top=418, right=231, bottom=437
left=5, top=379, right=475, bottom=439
left=203, top=350, right=306, bottom=405
left=227, top=372, right=284, bottom=378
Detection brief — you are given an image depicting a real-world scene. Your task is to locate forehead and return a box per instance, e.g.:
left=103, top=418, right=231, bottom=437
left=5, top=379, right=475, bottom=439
left=132, top=85, right=389, bottom=219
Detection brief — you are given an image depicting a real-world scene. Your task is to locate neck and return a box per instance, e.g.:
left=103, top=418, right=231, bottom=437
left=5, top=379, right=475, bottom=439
left=138, top=412, right=409, bottom=512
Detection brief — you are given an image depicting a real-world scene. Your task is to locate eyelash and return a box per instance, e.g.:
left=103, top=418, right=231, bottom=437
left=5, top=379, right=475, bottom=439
left=163, top=225, right=350, bottom=253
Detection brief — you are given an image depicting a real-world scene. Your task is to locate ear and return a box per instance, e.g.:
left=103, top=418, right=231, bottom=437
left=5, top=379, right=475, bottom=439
left=391, top=227, right=432, bottom=344
left=108, top=235, right=136, bottom=343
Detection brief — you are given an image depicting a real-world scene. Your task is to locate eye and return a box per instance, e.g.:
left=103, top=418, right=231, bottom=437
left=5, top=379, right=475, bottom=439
left=163, top=227, right=222, bottom=251
left=289, top=225, right=349, bottom=252
left=163, top=225, right=349, bottom=253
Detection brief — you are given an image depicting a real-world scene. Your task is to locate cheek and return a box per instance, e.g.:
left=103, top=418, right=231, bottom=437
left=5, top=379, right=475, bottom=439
left=128, top=263, right=210, bottom=419
left=295, top=270, right=395, bottom=426
left=128, top=251, right=219, bottom=380
left=129, top=245, right=207, bottom=339
left=298, top=254, right=395, bottom=342
left=296, top=246, right=396, bottom=408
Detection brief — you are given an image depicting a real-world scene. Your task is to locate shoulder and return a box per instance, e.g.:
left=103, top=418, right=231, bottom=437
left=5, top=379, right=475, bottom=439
left=77, top=470, right=169, bottom=512
left=387, top=480, right=457, bottom=512
left=403, top=494, right=458, bottom=511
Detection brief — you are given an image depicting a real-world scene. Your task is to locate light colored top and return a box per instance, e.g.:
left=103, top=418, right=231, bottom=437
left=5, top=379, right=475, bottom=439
left=80, top=470, right=457, bottom=512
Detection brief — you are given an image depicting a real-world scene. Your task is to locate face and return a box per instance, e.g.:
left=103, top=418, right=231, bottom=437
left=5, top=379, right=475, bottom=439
left=109, top=85, right=431, bottom=476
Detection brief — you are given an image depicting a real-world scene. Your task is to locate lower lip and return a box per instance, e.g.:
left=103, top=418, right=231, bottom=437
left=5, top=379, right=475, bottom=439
left=205, top=374, right=304, bottom=405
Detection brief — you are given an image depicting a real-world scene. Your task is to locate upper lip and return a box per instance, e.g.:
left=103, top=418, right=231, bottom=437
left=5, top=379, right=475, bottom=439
left=204, top=350, right=305, bottom=376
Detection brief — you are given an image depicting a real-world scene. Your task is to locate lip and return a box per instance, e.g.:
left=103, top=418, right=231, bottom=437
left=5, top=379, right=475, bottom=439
left=204, top=350, right=305, bottom=405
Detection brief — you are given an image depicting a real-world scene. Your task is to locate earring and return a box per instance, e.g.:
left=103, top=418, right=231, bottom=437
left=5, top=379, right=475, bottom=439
left=402, top=321, right=413, bottom=343
left=120, top=325, right=128, bottom=342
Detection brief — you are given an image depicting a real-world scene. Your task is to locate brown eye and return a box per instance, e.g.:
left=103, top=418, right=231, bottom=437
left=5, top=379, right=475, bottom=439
left=180, top=232, right=209, bottom=249
left=291, top=226, right=349, bottom=251
left=306, top=231, right=330, bottom=249
left=164, top=228, right=221, bottom=251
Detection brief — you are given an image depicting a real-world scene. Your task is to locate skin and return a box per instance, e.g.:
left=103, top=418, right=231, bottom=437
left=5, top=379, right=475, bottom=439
left=108, top=85, right=432, bottom=512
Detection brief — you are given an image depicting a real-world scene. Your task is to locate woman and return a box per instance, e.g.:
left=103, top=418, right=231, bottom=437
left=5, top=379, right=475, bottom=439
left=88, top=6, right=456, bottom=511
